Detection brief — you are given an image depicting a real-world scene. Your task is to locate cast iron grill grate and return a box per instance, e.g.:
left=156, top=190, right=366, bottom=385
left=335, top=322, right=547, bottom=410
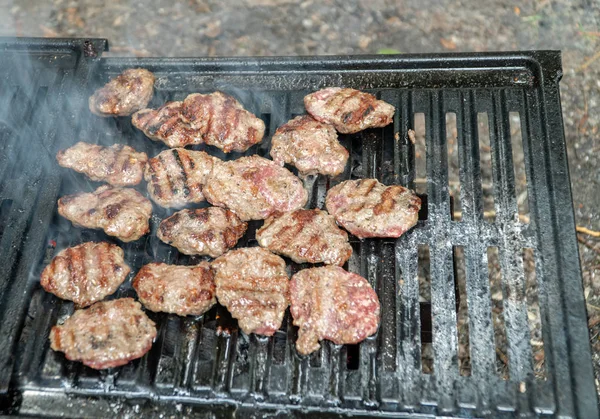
left=0, top=38, right=596, bottom=418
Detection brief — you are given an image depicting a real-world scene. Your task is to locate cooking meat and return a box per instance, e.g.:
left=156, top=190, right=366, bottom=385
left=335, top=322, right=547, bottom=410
left=50, top=298, right=156, bottom=369
left=132, top=92, right=265, bottom=153
left=58, top=185, right=152, bottom=242
left=56, top=142, right=148, bottom=186
left=89, top=68, right=155, bottom=117
left=212, top=247, right=289, bottom=336
left=325, top=179, right=421, bottom=239
left=304, top=87, right=395, bottom=134
left=40, top=242, right=130, bottom=307
left=203, top=155, right=308, bottom=221
left=290, top=266, right=380, bottom=355
left=144, top=148, right=216, bottom=208
left=132, top=101, right=202, bottom=148
left=181, top=92, right=265, bottom=153
left=158, top=207, right=247, bottom=258
left=256, top=209, right=352, bottom=266
left=133, top=262, right=216, bottom=316
left=270, top=115, right=349, bottom=177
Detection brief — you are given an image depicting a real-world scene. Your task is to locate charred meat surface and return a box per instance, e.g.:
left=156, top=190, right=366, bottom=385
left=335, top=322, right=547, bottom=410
left=89, top=68, right=155, bottom=117
left=40, top=242, right=130, bottom=308
left=133, top=262, right=216, bottom=316
left=132, top=92, right=265, bottom=152
left=270, top=115, right=348, bottom=177
left=58, top=185, right=152, bottom=242
left=212, top=247, right=289, bottom=336
left=304, top=87, right=395, bottom=134
left=325, top=179, right=421, bottom=239
left=203, top=155, right=308, bottom=221
left=290, top=266, right=380, bottom=355
left=144, top=148, right=216, bottom=208
left=56, top=142, right=148, bottom=186
left=256, top=209, right=352, bottom=266
left=50, top=298, right=157, bottom=370
left=158, top=207, right=247, bottom=258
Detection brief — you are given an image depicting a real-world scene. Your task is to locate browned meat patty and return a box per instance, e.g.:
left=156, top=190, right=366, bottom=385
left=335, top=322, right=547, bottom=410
left=144, top=148, right=216, bottom=208
left=89, top=68, right=155, bottom=117
left=256, top=209, right=352, bottom=266
left=40, top=242, right=130, bottom=308
left=50, top=298, right=156, bottom=369
left=212, top=248, right=289, bottom=336
left=132, top=101, right=203, bottom=148
left=325, top=179, right=421, bottom=239
left=133, top=92, right=265, bottom=153
left=203, top=155, right=308, bottom=221
left=158, top=207, right=247, bottom=258
left=58, top=185, right=152, bottom=242
left=56, top=142, right=148, bottom=186
left=290, top=266, right=380, bottom=355
left=304, top=88, right=395, bottom=134
left=181, top=92, right=265, bottom=153
left=133, top=262, right=216, bottom=316
left=270, top=115, right=349, bottom=177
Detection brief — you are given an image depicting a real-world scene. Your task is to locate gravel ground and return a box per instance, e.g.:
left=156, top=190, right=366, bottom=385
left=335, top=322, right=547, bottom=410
left=1, top=0, right=599, bottom=402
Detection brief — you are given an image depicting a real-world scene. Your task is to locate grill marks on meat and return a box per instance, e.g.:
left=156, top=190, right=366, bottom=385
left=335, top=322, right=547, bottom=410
left=212, top=248, right=289, bottom=336
left=133, top=262, right=216, bottom=316
left=56, top=142, right=148, bottom=186
left=325, top=179, right=421, bottom=239
left=144, top=148, right=216, bottom=208
left=58, top=185, right=152, bottom=242
left=158, top=208, right=247, bottom=258
left=290, top=266, right=380, bottom=355
left=304, top=88, right=395, bottom=134
left=40, top=242, right=130, bottom=307
left=132, top=92, right=265, bottom=152
left=256, top=209, right=352, bottom=266
left=270, top=115, right=349, bottom=177
left=203, top=155, right=308, bottom=221
left=89, top=68, right=155, bottom=117
left=50, top=298, right=156, bottom=369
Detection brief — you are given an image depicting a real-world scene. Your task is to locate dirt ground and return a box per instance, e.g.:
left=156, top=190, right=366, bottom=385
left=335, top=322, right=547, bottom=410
left=1, top=0, right=599, bottom=404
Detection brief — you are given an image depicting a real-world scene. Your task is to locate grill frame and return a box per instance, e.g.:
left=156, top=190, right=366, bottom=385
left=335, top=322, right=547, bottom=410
left=0, top=38, right=596, bottom=418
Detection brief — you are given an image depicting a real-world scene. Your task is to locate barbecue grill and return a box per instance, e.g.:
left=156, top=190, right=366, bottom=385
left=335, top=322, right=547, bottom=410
left=0, top=38, right=596, bottom=418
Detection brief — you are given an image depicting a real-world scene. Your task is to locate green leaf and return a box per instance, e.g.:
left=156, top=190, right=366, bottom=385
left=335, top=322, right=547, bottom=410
left=377, top=48, right=402, bottom=55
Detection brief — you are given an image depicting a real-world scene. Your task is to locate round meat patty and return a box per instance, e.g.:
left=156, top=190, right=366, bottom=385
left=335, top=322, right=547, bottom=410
left=256, top=209, right=352, bottom=266
left=133, top=262, right=216, bottom=316
left=89, top=68, right=155, bottom=117
left=50, top=298, right=157, bottom=369
left=290, top=266, right=380, bottom=355
left=158, top=207, right=247, bottom=258
left=269, top=115, right=349, bottom=177
left=212, top=247, right=289, bottom=336
left=325, top=178, right=421, bottom=239
left=40, top=242, right=130, bottom=307
left=203, top=155, right=308, bottom=221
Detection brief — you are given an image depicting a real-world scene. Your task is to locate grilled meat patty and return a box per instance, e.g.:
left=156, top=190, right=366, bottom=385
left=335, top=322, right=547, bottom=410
left=212, top=248, right=289, bottom=336
left=270, top=115, right=349, bottom=177
left=144, top=148, right=216, bottom=208
left=58, top=185, right=152, bottom=242
left=132, top=92, right=265, bottom=152
left=40, top=242, right=130, bottom=308
left=325, top=179, right=421, bottom=239
left=56, top=142, right=148, bottom=186
left=203, top=155, right=308, bottom=221
left=158, top=208, right=247, bottom=258
left=290, top=266, right=380, bottom=355
left=304, top=88, right=395, bottom=134
left=50, top=298, right=156, bottom=369
left=89, top=68, right=155, bottom=117
left=133, top=262, right=216, bottom=316
left=256, top=209, right=352, bottom=266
